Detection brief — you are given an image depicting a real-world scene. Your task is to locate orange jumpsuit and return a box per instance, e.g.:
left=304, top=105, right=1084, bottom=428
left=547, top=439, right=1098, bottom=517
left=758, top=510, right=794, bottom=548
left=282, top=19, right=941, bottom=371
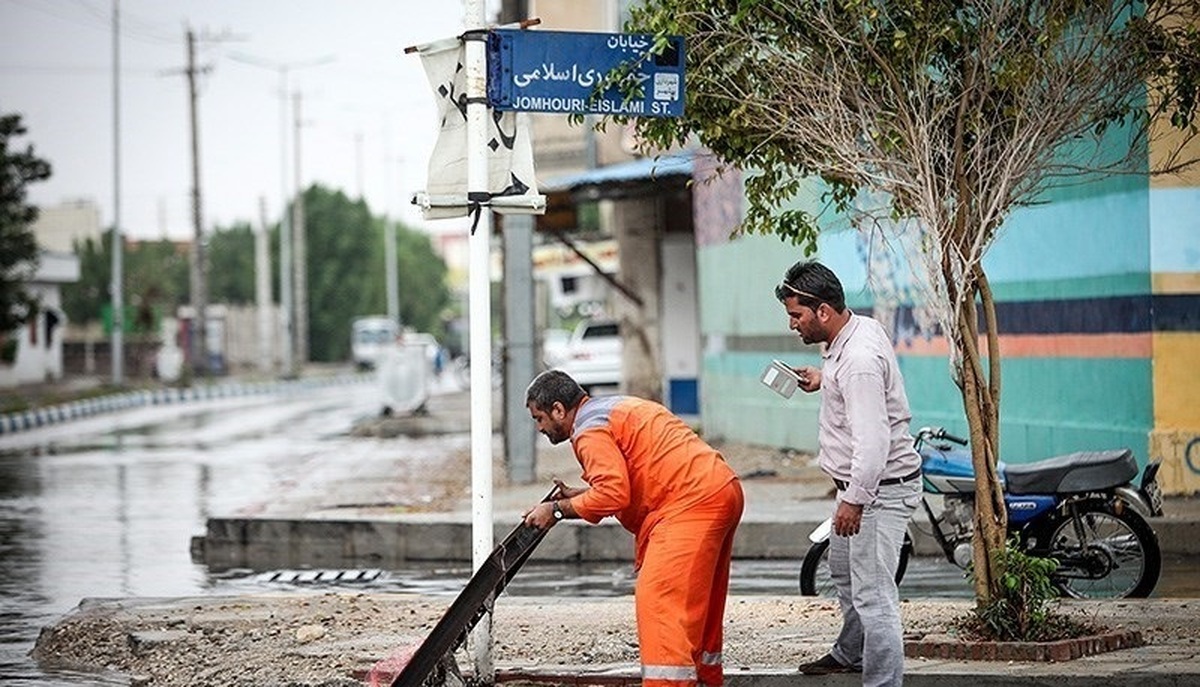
left=567, top=396, right=744, bottom=687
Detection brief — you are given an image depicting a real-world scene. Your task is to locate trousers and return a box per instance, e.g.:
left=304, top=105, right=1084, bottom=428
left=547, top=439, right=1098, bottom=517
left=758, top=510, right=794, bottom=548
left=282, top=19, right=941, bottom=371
left=828, top=480, right=921, bottom=687
left=636, top=479, right=744, bottom=687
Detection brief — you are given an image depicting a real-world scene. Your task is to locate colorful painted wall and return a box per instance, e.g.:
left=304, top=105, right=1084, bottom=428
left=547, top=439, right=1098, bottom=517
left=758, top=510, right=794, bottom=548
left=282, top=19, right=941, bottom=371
left=1148, top=169, right=1200, bottom=494
left=694, top=164, right=1199, bottom=495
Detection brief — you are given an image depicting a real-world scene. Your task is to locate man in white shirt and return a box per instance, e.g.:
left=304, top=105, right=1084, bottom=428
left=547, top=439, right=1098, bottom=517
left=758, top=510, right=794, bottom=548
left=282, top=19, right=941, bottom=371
left=776, top=260, right=921, bottom=687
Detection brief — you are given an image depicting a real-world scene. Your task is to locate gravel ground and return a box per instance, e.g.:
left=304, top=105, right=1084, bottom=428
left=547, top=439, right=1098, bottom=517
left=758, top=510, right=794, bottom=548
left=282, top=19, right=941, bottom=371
left=31, top=591, right=1200, bottom=687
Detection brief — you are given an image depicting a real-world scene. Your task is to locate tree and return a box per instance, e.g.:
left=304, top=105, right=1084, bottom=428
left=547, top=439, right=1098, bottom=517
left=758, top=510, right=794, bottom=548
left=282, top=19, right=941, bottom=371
left=65, top=232, right=190, bottom=335
left=207, top=222, right=256, bottom=305
left=124, top=238, right=190, bottom=334
left=0, top=113, right=51, bottom=339
left=300, top=185, right=451, bottom=362
left=392, top=220, right=451, bottom=339
left=62, top=232, right=110, bottom=326
left=626, top=0, right=1200, bottom=604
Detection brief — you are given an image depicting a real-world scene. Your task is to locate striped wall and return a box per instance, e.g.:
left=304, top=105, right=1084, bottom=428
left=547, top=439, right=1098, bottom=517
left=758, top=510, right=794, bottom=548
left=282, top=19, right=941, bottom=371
left=695, top=174, right=1200, bottom=495
left=1148, top=185, right=1200, bottom=494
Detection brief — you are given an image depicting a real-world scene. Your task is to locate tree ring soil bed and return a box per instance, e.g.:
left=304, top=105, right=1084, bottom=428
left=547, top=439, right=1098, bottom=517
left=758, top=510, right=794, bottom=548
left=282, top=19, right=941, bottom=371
left=904, top=629, right=1144, bottom=662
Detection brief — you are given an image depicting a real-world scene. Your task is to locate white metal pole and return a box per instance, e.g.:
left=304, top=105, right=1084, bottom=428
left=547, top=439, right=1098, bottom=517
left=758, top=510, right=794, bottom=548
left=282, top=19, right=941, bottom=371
left=464, top=0, right=494, bottom=680
left=385, top=219, right=399, bottom=325
left=278, top=68, right=294, bottom=378
left=255, top=197, right=273, bottom=373
left=292, top=91, right=309, bottom=371
left=110, top=0, right=123, bottom=385
left=383, top=122, right=400, bottom=326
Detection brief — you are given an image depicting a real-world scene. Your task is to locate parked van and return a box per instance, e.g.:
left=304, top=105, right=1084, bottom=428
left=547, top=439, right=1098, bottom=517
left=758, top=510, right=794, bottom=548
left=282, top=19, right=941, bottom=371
left=351, top=316, right=399, bottom=370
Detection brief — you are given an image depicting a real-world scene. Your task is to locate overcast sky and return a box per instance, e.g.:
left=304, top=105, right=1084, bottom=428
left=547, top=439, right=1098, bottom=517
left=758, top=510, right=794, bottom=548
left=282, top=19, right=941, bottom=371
left=1, top=0, right=494, bottom=241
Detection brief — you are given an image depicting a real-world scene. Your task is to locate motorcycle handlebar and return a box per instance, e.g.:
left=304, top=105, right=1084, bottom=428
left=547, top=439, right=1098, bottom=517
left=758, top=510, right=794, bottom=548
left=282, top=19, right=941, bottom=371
left=915, top=426, right=969, bottom=446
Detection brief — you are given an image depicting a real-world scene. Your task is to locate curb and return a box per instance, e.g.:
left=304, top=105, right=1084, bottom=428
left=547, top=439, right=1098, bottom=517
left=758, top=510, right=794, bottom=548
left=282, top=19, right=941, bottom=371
left=195, top=511, right=1200, bottom=569
left=905, top=629, right=1144, bottom=662
left=0, top=373, right=372, bottom=436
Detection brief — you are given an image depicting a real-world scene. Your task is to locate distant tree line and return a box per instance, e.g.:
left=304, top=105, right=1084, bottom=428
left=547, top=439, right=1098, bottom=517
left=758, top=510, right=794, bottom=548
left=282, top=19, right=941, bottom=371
left=64, top=184, right=452, bottom=364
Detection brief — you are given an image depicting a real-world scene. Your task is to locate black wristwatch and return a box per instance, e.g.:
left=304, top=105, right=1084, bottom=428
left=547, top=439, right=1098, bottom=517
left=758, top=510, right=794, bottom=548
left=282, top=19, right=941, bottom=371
left=551, top=500, right=564, bottom=521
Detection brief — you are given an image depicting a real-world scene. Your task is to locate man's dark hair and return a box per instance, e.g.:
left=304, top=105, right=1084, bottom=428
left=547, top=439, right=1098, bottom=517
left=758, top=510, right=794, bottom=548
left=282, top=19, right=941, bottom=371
left=526, top=370, right=587, bottom=411
left=774, top=260, right=847, bottom=313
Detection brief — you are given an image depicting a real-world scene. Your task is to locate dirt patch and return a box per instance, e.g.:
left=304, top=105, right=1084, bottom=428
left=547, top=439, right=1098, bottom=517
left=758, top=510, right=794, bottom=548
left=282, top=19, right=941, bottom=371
left=31, top=594, right=1200, bottom=686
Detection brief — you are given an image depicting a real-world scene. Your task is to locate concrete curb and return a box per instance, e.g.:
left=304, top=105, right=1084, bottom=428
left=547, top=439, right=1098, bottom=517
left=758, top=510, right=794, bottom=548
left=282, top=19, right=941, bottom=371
left=0, top=373, right=371, bottom=435
left=194, top=509, right=1200, bottom=571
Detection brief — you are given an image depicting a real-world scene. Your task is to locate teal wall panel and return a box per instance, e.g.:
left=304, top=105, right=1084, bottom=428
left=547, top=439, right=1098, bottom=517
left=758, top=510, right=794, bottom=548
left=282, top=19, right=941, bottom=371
left=1150, top=187, right=1200, bottom=272
left=984, top=188, right=1150, bottom=284
left=703, top=352, right=1153, bottom=466
left=901, top=356, right=1153, bottom=465
left=701, top=352, right=822, bottom=451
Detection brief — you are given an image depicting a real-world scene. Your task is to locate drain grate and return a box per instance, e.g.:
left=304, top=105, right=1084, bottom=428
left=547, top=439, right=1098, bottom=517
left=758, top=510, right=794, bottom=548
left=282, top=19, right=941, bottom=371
left=256, top=568, right=384, bottom=584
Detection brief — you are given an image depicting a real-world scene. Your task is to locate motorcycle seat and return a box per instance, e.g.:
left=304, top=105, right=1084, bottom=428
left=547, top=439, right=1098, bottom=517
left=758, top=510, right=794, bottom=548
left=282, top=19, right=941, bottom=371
left=1003, top=449, right=1137, bottom=495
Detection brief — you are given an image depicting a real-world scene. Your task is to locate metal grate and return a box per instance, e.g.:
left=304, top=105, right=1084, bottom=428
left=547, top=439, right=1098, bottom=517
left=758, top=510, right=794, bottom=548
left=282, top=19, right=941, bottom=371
left=255, top=568, right=383, bottom=584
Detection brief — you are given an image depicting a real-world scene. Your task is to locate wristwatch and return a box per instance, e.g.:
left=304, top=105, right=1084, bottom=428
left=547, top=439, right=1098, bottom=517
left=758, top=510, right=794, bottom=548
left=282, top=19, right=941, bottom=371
left=551, top=500, right=564, bottom=521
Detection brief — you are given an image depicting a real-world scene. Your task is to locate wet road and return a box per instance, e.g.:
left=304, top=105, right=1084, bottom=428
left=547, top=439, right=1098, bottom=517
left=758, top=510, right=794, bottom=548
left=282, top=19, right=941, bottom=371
left=0, top=381, right=385, bottom=686
left=2, top=380, right=1197, bottom=685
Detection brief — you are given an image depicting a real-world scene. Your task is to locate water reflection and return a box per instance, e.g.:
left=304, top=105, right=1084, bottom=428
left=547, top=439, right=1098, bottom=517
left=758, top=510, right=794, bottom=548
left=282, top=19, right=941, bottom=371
left=0, top=385, right=381, bottom=685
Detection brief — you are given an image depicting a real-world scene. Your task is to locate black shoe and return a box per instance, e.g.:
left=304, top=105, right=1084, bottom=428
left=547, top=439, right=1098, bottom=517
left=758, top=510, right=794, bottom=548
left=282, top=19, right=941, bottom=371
left=797, top=653, right=860, bottom=675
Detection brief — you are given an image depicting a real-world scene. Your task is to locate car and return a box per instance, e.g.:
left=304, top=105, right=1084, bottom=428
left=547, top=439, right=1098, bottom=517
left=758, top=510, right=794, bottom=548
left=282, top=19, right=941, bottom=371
left=351, top=316, right=399, bottom=370
left=540, top=328, right=571, bottom=368
left=556, top=318, right=621, bottom=392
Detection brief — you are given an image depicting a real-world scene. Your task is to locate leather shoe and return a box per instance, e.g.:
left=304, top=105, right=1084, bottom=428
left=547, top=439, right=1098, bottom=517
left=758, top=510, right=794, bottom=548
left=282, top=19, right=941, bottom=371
left=797, top=653, right=860, bottom=675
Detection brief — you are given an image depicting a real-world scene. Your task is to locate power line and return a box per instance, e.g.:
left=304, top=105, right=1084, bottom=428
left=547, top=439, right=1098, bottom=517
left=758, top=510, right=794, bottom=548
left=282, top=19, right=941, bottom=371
left=0, top=63, right=161, bottom=75
left=4, top=0, right=176, bottom=45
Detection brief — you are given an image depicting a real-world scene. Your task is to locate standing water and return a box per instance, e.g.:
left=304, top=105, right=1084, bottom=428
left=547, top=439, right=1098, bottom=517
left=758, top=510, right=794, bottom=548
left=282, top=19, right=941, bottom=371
left=0, top=382, right=383, bottom=685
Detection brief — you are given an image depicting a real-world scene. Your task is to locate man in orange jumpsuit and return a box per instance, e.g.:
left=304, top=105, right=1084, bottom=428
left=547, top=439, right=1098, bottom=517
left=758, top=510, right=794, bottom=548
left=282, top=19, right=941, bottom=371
left=523, top=370, right=744, bottom=687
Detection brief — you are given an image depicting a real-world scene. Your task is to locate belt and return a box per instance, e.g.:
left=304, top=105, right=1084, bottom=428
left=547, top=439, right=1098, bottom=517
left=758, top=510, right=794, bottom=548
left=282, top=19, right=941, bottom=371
left=833, top=468, right=922, bottom=492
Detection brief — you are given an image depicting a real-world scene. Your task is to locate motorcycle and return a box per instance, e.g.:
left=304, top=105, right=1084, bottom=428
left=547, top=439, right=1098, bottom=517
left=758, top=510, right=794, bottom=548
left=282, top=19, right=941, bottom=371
left=799, top=426, right=1165, bottom=599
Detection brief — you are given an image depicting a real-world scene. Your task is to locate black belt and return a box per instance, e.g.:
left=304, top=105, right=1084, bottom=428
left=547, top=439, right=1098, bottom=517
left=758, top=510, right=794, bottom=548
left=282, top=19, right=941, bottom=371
left=833, top=468, right=922, bottom=492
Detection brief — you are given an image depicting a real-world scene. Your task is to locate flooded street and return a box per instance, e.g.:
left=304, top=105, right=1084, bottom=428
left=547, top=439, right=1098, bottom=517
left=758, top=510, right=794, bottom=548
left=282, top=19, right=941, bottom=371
left=0, top=382, right=384, bottom=685
left=2, top=379, right=1197, bottom=685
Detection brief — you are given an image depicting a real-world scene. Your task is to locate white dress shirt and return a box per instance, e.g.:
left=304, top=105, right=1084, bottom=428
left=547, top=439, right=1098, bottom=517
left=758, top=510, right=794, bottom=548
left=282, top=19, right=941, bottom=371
left=817, top=313, right=921, bottom=505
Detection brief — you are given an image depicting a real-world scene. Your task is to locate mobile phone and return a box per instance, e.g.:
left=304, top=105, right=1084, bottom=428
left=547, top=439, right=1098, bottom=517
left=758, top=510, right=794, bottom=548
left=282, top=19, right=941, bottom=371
left=760, top=359, right=803, bottom=398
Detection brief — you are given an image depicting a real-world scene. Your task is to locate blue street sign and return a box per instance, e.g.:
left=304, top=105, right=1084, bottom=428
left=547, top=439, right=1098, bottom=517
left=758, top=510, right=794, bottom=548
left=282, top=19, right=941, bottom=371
left=487, top=29, right=685, bottom=117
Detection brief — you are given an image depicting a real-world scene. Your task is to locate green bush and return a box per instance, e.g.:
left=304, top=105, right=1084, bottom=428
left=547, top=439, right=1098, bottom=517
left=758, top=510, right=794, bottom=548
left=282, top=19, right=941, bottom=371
left=959, top=536, right=1094, bottom=642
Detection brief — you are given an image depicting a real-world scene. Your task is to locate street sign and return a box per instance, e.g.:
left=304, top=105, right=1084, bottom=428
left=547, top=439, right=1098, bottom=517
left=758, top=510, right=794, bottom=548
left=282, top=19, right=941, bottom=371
left=487, top=29, right=685, bottom=117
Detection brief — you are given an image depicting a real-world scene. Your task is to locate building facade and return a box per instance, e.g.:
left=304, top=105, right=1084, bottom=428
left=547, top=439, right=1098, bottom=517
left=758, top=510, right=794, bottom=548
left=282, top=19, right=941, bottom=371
left=695, top=160, right=1200, bottom=495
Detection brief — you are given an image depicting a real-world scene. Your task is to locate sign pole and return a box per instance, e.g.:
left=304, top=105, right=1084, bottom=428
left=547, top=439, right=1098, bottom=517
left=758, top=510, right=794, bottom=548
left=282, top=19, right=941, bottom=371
left=464, top=0, right=494, bottom=681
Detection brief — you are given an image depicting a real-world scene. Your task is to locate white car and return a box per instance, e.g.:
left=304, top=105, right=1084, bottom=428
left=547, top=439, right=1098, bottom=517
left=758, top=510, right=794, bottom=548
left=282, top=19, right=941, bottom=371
left=540, top=328, right=572, bottom=369
left=556, top=318, right=621, bottom=392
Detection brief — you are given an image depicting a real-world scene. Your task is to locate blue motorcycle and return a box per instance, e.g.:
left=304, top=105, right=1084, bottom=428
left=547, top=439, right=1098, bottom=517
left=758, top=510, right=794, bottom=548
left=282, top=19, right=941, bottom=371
left=799, top=426, right=1165, bottom=599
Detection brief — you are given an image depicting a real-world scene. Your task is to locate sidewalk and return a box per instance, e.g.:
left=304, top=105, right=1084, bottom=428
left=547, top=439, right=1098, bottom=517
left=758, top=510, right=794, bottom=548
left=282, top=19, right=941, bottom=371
left=198, top=387, right=1200, bottom=568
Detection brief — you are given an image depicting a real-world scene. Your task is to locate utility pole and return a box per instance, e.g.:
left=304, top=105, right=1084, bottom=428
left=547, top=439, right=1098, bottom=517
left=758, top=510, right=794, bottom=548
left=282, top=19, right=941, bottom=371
left=227, top=53, right=331, bottom=379
left=383, top=124, right=400, bottom=326
left=110, top=0, right=123, bottom=385
left=355, top=130, right=365, bottom=199
left=292, top=91, right=308, bottom=370
left=255, top=197, right=273, bottom=374
left=185, top=26, right=209, bottom=377
left=385, top=219, right=399, bottom=326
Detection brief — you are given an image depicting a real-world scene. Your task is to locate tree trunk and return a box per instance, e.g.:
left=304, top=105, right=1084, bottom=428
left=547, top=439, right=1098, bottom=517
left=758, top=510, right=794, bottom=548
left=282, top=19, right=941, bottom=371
left=956, top=273, right=1007, bottom=605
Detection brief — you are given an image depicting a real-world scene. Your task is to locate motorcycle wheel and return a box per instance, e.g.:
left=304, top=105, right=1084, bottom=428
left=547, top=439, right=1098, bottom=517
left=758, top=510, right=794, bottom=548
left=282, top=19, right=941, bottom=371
left=1039, top=500, right=1162, bottom=599
left=798, top=534, right=912, bottom=596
